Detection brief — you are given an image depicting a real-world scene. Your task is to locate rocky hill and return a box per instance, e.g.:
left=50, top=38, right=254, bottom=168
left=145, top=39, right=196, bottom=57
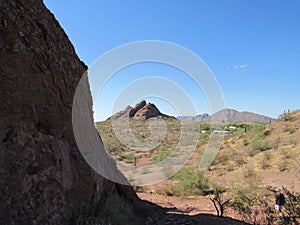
left=0, top=1, right=148, bottom=224
left=211, top=108, right=275, bottom=123
left=178, top=108, right=274, bottom=123
left=110, top=100, right=174, bottom=120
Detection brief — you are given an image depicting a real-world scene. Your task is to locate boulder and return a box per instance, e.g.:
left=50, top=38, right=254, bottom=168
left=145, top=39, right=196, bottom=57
left=0, top=0, right=148, bottom=224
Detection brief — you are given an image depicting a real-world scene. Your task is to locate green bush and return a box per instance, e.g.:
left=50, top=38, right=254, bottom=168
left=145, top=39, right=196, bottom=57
left=171, top=167, right=210, bottom=196
left=251, top=138, right=271, bottom=151
left=152, top=151, right=170, bottom=163
left=244, top=124, right=271, bottom=152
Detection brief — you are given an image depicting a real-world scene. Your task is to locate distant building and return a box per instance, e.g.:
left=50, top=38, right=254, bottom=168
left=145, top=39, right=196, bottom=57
left=212, top=130, right=232, bottom=134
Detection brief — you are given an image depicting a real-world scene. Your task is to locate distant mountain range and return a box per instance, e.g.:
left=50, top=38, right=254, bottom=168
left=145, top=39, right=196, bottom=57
left=178, top=108, right=275, bottom=123
left=109, top=101, right=275, bottom=123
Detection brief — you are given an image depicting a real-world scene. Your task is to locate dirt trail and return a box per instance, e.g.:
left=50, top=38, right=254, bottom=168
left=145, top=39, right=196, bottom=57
left=139, top=193, right=249, bottom=225
left=139, top=193, right=215, bottom=215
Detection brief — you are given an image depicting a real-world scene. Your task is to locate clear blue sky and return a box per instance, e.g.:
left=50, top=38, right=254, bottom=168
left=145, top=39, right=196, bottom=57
left=44, top=0, right=300, bottom=121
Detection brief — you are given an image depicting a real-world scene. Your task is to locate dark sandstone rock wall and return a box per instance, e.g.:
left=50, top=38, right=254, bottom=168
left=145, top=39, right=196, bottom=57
left=129, top=100, right=146, bottom=117
left=0, top=0, right=145, bottom=224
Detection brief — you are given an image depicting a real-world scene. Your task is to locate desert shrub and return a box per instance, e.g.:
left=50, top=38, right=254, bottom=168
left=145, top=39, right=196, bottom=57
left=125, top=152, right=135, bottom=161
left=226, top=163, right=235, bottom=172
left=201, top=123, right=211, bottom=131
left=281, top=149, right=291, bottom=159
left=231, top=184, right=276, bottom=224
left=284, top=127, right=297, bottom=134
left=133, top=183, right=145, bottom=193
left=231, top=184, right=256, bottom=208
left=273, top=137, right=281, bottom=150
left=230, top=184, right=300, bottom=225
left=198, top=134, right=209, bottom=146
left=239, top=123, right=252, bottom=129
left=243, top=166, right=255, bottom=178
left=171, top=167, right=210, bottom=196
left=155, top=186, right=174, bottom=196
left=210, top=186, right=232, bottom=217
left=250, top=124, right=266, bottom=136
left=280, top=111, right=293, bottom=121
left=260, top=153, right=271, bottom=170
left=251, top=138, right=271, bottom=151
left=260, top=152, right=271, bottom=169
left=282, top=187, right=300, bottom=222
left=248, top=149, right=259, bottom=157
left=234, top=201, right=274, bottom=225
left=245, top=124, right=271, bottom=152
left=152, top=147, right=175, bottom=163
left=152, top=151, right=170, bottom=163
left=261, top=160, right=270, bottom=170
left=236, top=156, right=247, bottom=167
left=243, top=139, right=249, bottom=146
left=214, top=154, right=230, bottom=166
left=278, top=160, right=289, bottom=172
left=264, top=152, right=271, bottom=160
left=114, top=145, right=124, bottom=154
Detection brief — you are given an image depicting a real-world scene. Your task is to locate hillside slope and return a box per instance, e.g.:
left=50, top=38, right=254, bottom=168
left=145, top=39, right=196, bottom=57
left=204, top=110, right=300, bottom=190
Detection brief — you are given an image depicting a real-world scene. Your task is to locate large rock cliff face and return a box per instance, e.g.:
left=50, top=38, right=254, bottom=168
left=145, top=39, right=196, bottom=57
left=0, top=0, right=146, bottom=224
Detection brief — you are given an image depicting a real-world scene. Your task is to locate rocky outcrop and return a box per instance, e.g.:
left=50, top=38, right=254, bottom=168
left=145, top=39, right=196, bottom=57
left=134, top=103, right=163, bottom=120
left=0, top=0, right=148, bottom=224
left=110, top=105, right=133, bottom=120
left=129, top=100, right=146, bottom=117
left=110, top=100, right=173, bottom=121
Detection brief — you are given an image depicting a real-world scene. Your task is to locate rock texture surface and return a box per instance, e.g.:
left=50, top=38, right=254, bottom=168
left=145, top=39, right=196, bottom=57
left=134, top=103, right=164, bottom=120
left=0, top=0, right=147, bottom=224
left=110, top=105, right=133, bottom=120
left=129, top=100, right=147, bottom=117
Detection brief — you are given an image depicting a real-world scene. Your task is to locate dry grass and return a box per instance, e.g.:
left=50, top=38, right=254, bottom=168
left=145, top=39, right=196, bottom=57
left=96, top=110, right=300, bottom=192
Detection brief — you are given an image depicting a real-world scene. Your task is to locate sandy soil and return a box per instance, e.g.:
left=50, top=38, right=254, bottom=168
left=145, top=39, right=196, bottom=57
left=138, top=193, right=215, bottom=216
left=138, top=193, right=250, bottom=225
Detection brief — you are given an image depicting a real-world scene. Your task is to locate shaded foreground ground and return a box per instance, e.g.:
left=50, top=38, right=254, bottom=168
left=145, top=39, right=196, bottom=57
left=140, top=193, right=250, bottom=225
